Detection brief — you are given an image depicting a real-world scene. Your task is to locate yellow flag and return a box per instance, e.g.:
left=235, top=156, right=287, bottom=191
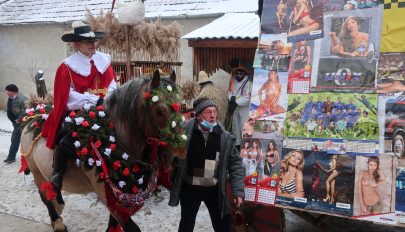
left=381, top=1, right=405, bottom=52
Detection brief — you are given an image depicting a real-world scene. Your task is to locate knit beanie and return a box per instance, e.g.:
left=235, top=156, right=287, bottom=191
left=193, top=98, right=217, bottom=116
left=5, top=84, right=18, bottom=93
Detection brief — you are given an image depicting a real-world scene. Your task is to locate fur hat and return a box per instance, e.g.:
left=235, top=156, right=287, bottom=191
left=61, top=21, right=105, bottom=42
left=5, top=84, right=18, bottom=92
left=198, top=71, right=213, bottom=86
left=193, top=98, right=216, bottom=116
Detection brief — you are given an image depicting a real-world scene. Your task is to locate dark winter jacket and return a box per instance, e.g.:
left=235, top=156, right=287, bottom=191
left=169, top=118, right=244, bottom=218
left=7, top=94, right=28, bottom=123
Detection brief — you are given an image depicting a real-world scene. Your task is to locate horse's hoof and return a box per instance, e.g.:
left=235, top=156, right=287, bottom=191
left=52, top=218, right=68, bottom=232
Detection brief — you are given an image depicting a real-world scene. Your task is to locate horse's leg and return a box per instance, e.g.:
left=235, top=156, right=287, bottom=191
left=38, top=190, right=67, bottom=232
left=106, top=214, right=141, bottom=232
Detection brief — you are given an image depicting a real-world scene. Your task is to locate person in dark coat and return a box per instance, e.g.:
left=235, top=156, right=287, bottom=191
left=4, top=84, right=27, bottom=164
left=169, top=98, right=244, bottom=232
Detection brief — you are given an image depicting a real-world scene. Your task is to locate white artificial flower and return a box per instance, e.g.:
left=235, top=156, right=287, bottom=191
left=118, top=181, right=126, bottom=188
left=181, top=116, right=186, bottom=122
left=76, top=159, right=81, bottom=167
left=83, top=103, right=92, bottom=111
left=104, top=148, right=112, bottom=156
left=171, top=121, right=177, bottom=128
left=181, top=134, right=187, bottom=141
left=167, top=85, right=173, bottom=92
left=96, top=160, right=102, bottom=167
left=74, top=141, right=81, bottom=148
left=109, top=136, right=116, bottom=143
left=42, top=114, right=49, bottom=120
left=138, top=177, right=144, bottom=185
left=152, top=96, right=159, bottom=102
left=88, top=158, right=94, bottom=166
left=122, top=153, right=129, bottom=160
left=26, top=108, right=34, bottom=113
left=35, top=105, right=41, bottom=110
left=98, top=111, right=106, bottom=118
left=64, top=117, right=72, bottom=123
left=75, top=117, right=84, bottom=125
left=91, top=124, right=100, bottom=131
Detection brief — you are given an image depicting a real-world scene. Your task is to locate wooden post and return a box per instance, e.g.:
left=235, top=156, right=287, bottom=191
left=125, top=25, right=132, bottom=80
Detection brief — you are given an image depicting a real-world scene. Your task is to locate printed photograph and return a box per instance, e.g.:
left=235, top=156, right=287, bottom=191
left=284, top=93, right=379, bottom=140
left=353, top=156, right=394, bottom=216
left=275, top=148, right=315, bottom=208
left=323, top=0, right=380, bottom=12
left=377, top=53, right=405, bottom=85
left=259, top=34, right=292, bottom=56
left=307, top=153, right=356, bottom=216
left=288, top=40, right=315, bottom=93
left=244, top=119, right=284, bottom=140
left=313, top=57, right=377, bottom=92
left=396, top=159, right=405, bottom=214
left=383, top=93, right=405, bottom=159
left=240, top=138, right=283, bottom=178
left=249, top=69, right=289, bottom=121
left=319, top=8, right=382, bottom=59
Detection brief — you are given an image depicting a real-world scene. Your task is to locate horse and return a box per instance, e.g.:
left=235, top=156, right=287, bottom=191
left=20, top=71, right=186, bottom=232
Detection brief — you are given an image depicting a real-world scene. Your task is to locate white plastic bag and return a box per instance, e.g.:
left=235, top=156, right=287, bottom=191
left=116, top=0, right=145, bottom=25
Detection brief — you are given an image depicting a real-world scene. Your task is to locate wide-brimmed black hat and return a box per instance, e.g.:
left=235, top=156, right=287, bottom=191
left=61, top=21, right=105, bottom=42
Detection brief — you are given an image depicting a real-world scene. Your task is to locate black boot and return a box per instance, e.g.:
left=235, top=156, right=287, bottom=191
left=50, top=145, right=69, bottom=192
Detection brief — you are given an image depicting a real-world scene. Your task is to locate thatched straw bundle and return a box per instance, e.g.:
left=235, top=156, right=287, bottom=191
left=86, top=10, right=182, bottom=61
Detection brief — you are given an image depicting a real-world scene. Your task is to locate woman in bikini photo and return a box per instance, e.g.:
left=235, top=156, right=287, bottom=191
left=264, top=140, right=280, bottom=176
left=288, top=0, right=320, bottom=37
left=329, top=16, right=370, bottom=57
left=323, top=155, right=339, bottom=203
left=276, top=0, right=287, bottom=30
left=278, top=150, right=305, bottom=198
left=357, top=156, right=386, bottom=215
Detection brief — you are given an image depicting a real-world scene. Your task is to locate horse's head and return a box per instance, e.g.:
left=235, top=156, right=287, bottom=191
left=105, top=70, right=186, bottom=171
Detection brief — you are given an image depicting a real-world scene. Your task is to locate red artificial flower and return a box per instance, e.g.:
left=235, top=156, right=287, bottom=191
left=97, top=105, right=104, bottom=111
left=95, top=140, right=102, bottom=148
left=76, top=151, right=81, bottom=157
left=99, top=172, right=105, bottom=180
left=89, top=111, right=96, bottom=119
left=81, top=121, right=89, bottom=127
left=27, top=111, right=34, bottom=116
left=80, top=147, right=88, bottom=156
left=33, top=121, right=40, bottom=128
left=133, top=165, right=140, bottom=173
left=69, top=111, right=76, bottom=117
left=159, top=141, right=168, bottom=147
left=171, top=103, right=181, bottom=112
left=39, top=108, right=46, bottom=114
left=122, top=168, right=130, bottom=177
left=113, top=161, right=121, bottom=170
left=132, top=185, right=139, bottom=194
left=144, top=92, right=151, bottom=100
left=71, top=131, right=78, bottom=138
left=110, top=143, right=117, bottom=151
left=108, top=122, right=114, bottom=129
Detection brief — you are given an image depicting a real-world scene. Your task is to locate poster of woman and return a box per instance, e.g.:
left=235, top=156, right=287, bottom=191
left=249, top=68, right=289, bottom=121
left=307, top=153, right=356, bottom=216
left=353, top=156, right=394, bottom=217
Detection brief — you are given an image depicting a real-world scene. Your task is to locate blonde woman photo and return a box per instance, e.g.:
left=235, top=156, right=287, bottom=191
left=278, top=150, right=305, bottom=198
left=288, top=0, right=320, bottom=37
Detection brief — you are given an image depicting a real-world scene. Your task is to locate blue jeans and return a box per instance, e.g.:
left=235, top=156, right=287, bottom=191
left=7, top=122, right=22, bottom=161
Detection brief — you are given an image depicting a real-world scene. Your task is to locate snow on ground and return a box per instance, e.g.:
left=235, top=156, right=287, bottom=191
left=0, top=110, right=404, bottom=232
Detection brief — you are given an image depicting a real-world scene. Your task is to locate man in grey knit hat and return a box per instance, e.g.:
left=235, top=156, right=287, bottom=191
left=169, top=98, right=244, bottom=232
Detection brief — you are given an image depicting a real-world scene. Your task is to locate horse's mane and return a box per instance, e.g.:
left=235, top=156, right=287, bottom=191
left=105, top=79, right=148, bottom=155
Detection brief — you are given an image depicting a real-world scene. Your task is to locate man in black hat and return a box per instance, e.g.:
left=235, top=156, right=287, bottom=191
left=41, top=21, right=117, bottom=195
left=169, top=98, right=244, bottom=232
left=4, top=84, right=28, bottom=164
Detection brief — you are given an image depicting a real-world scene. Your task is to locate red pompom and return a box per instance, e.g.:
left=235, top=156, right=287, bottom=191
left=122, top=168, right=130, bottom=177
left=144, top=92, right=151, bottom=100
left=132, top=185, right=139, bottom=194
left=97, top=105, right=104, bottom=111
left=71, top=131, right=78, bottom=138
left=171, top=103, right=181, bottom=112
left=113, top=161, right=121, bottom=170
left=95, top=140, right=102, bottom=148
left=89, top=111, right=96, bottom=119
left=81, top=121, right=89, bottom=127
left=110, top=143, right=117, bottom=151
left=69, top=111, right=76, bottom=117
left=80, top=147, right=88, bottom=156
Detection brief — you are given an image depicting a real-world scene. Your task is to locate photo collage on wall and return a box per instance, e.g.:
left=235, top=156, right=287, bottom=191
left=238, top=0, right=405, bottom=225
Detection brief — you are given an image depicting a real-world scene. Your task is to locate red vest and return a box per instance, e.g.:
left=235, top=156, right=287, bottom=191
left=41, top=62, right=115, bottom=149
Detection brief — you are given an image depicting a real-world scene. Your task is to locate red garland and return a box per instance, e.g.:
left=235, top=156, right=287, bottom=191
left=18, top=156, right=28, bottom=174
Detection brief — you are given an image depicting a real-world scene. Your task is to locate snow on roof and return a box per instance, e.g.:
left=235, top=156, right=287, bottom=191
left=0, top=0, right=258, bottom=25
left=182, top=13, right=259, bottom=40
